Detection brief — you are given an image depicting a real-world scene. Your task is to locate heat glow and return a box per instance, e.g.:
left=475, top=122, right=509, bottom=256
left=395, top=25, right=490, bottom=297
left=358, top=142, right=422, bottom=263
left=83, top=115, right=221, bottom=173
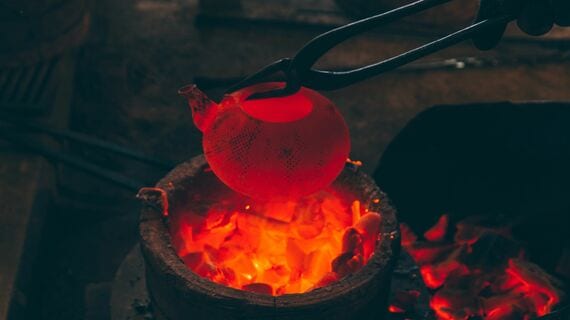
left=170, top=190, right=381, bottom=296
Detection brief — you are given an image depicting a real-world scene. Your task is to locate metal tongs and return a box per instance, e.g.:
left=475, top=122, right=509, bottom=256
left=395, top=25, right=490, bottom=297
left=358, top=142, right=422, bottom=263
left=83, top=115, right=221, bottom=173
left=226, top=0, right=515, bottom=100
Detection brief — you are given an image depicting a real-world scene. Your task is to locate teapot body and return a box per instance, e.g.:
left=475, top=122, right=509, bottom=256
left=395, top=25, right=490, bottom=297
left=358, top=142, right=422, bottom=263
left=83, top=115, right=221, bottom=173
left=183, top=82, right=350, bottom=200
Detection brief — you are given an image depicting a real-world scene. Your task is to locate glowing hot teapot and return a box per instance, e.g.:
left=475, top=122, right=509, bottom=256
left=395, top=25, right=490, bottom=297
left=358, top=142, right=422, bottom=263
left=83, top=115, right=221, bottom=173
left=179, top=82, right=350, bottom=200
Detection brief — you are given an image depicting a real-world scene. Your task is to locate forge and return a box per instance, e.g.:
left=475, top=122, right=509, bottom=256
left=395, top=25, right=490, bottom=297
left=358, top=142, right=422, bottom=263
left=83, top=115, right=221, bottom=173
left=137, top=155, right=401, bottom=320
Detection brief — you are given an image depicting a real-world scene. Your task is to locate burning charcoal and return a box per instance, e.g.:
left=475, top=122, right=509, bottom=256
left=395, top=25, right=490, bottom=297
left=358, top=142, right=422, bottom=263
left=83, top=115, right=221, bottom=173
left=181, top=252, right=205, bottom=269
left=228, top=254, right=258, bottom=283
left=286, top=238, right=307, bottom=272
left=420, top=264, right=455, bottom=290
left=194, top=213, right=240, bottom=247
left=454, top=216, right=511, bottom=246
left=275, top=286, right=287, bottom=296
left=293, top=204, right=325, bottom=239
left=454, top=221, right=483, bottom=246
left=321, top=196, right=352, bottom=229
left=300, top=279, right=317, bottom=293
left=283, top=278, right=316, bottom=294
left=389, top=290, right=421, bottom=315
left=480, top=258, right=566, bottom=319
left=169, top=170, right=381, bottom=296
left=213, top=245, right=233, bottom=262
left=400, top=223, right=418, bottom=246
left=487, top=273, right=522, bottom=294
left=332, top=252, right=364, bottom=277
left=441, top=274, right=488, bottom=297
left=205, top=209, right=229, bottom=229
left=351, top=200, right=362, bottom=225
left=203, top=244, right=221, bottom=263
left=282, top=279, right=302, bottom=294
left=304, top=249, right=335, bottom=279
left=251, top=201, right=294, bottom=224
left=172, top=222, right=199, bottom=255
left=288, top=269, right=303, bottom=284
left=485, top=304, right=526, bottom=320
left=388, top=305, right=405, bottom=314
left=331, top=253, right=352, bottom=276
left=405, top=242, right=456, bottom=266
left=462, top=232, right=521, bottom=272
left=431, top=287, right=483, bottom=320
left=525, top=291, right=552, bottom=316
left=482, top=293, right=531, bottom=320
left=242, top=283, right=273, bottom=295
left=184, top=254, right=218, bottom=278
left=196, top=263, right=218, bottom=278
left=400, top=213, right=566, bottom=319
left=354, top=211, right=382, bottom=237
left=311, top=272, right=340, bottom=290
left=419, top=246, right=468, bottom=289
left=342, top=227, right=363, bottom=255
left=218, top=267, right=237, bottom=285
left=354, top=211, right=382, bottom=257
left=506, top=258, right=564, bottom=315
left=259, top=265, right=289, bottom=285
left=236, top=211, right=286, bottom=235
left=296, top=224, right=325, bottom=240
left=424, top=214, right=449, bottom=242
left=288, top=236, right=334, bottom=255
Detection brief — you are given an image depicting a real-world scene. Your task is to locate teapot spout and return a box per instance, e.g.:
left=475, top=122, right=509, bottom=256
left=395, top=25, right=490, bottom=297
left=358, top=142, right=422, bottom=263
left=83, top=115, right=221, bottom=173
left=178, top=84, right=218, bottom=132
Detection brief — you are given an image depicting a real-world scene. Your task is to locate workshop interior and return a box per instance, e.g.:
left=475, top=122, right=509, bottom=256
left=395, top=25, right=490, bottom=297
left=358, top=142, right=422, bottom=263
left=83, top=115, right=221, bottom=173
left=0, top=0, right=569, bottom=319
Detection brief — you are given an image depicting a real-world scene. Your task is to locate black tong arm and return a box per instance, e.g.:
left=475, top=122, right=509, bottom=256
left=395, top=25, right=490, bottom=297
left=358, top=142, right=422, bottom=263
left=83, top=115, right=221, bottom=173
left=227, top=0, right=515, bottom=100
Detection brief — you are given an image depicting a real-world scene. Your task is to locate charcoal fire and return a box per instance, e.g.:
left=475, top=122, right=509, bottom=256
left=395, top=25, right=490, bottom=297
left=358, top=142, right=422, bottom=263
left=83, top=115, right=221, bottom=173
left=169, top=186, right=381, bottom=295
left=398, top=215, right=566, bottom=320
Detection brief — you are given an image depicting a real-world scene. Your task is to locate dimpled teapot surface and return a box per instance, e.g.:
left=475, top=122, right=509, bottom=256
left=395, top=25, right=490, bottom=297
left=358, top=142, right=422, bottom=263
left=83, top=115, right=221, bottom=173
left=179, top=82, right=350, bottom=200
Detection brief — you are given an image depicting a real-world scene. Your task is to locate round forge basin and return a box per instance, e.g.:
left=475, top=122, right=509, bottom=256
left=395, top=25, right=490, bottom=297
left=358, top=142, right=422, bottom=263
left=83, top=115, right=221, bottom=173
left=139, top=155, right=400, bottom=320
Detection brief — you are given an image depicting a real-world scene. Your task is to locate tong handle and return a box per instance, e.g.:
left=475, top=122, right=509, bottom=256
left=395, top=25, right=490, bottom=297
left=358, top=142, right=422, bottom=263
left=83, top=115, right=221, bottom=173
left=230, top=0, right=516, bottom=99
left=291, top=0, right=451, bottom=88
left=300, top=14, right=514, bottom=91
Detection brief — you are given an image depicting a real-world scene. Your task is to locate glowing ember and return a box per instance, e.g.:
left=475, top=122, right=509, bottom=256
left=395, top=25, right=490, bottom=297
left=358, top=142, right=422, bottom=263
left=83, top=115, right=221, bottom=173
left=399, top=215, right=566, bottom=320
left=169, top=189, right=381, bottom=295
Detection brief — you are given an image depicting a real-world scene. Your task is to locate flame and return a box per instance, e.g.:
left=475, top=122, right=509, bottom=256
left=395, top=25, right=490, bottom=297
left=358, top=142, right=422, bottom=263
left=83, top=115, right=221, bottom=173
left=170, top=191, right=380, bottom=295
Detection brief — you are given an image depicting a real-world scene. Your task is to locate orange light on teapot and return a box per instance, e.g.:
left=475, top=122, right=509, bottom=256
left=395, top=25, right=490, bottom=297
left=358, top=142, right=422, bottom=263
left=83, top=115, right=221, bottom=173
left=179, top=82, right=350, bottom=200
